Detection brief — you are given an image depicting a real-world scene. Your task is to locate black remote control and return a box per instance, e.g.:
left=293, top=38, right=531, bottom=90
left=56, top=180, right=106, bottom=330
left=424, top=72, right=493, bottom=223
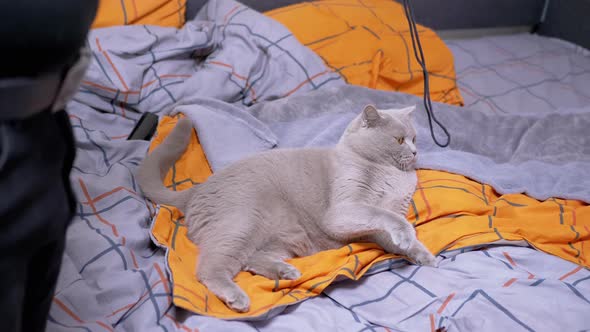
left=127, top=112, right=159, bottom=141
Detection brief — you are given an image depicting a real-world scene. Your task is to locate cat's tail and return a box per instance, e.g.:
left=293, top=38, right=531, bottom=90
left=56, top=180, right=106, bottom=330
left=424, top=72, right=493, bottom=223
left=136, top=117, right=194, bottom=211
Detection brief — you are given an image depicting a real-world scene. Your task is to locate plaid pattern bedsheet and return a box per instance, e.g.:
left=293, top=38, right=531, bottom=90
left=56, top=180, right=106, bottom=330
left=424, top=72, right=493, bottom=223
left=47, top=2, right=590, bottom=331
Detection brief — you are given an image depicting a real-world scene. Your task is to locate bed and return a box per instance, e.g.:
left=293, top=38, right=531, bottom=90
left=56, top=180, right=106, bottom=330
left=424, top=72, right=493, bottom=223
left=47, top=1, right=590, bottom=331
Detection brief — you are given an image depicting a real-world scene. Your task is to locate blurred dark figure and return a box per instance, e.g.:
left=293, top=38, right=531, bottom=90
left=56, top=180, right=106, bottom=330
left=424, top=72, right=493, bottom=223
left=0, top=1, right=98, bottom=331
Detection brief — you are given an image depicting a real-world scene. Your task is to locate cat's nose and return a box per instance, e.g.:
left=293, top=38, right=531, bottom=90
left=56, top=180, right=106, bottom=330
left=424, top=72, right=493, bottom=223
left=412, top=151, right=417, bottom=156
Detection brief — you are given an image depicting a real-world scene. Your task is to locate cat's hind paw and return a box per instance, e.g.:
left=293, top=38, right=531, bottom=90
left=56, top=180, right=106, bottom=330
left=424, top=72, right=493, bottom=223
left=246, top=259, right=301, bottom=281
left=226, top=291, right=251, bottom=313
left=278, top=263, right=301, bottom=280
left=411, top=250, right=437, bottom=267
left=407, top=240, right=438, bottom=267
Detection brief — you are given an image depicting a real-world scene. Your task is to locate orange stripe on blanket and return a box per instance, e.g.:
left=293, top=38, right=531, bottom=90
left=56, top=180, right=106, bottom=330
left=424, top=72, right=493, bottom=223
left=502, top=252, right=536, bottom=279
left=129, top=249, right=140, bottom=269
left=53, top=298, right=84, bottom=323
left=96, top=38, right=130, bottom=91
left=119, top=236, right=140, bottom=269
left=141, top=74, right=192, bottom=89
left=207, top=61, right=258, bottom=101
left=223, top=5, right=241, bottom=24
left=503, top=251, right=517, bottom=266
left=155, top=263, right=172, bottom=306
left=108, top=282, right=163, bottom=317
left=78, top=179, right=119, bottom=237
left=95, top=320, right=115, bottom=332
left=121, top=95, right=128, bottom=119
left=429, top=314, right=436, bottom=332
left=559, top=266, right=583, bottom=281
left=503, top=278, right=518, bottom=288
left=81, top=80, right=140, bottom=95
left=437, top=293, right=456, bottom=314
left=110, top=134, right=129, bottom=139
left=284, top=70, right=330, bottom=97
left=83, top=74, right=190, bottom=95
left=81, top=186, right=139, bottom=204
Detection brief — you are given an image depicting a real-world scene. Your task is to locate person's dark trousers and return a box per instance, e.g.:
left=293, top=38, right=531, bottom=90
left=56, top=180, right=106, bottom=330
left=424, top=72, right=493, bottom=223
left=0, top=109, right=77, bottom=332
left=0, top=1, right=98, bottom=330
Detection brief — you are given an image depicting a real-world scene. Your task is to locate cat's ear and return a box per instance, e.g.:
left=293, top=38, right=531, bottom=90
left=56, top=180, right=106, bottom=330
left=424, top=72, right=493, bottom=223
left=379, top=105, right=415, bottom=118
left=396, top=105, right=416, bottom=117
left=361, top=104, right=381, bottom=128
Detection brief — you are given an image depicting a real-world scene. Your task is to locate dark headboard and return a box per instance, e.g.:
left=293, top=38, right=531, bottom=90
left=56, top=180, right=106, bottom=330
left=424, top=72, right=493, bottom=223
left=403, top=0, right=544, bottom=30
left=186, top=0, right=545, bottom=28
left=539, top=0, right=590, bottom=50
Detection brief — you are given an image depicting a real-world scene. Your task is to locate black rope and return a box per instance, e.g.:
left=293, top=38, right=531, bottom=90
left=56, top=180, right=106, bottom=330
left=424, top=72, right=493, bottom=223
left=402, top=0, right=451, bottom=147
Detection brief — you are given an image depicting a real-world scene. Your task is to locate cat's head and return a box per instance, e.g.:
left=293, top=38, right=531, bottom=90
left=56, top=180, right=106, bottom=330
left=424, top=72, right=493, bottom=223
left=339, top=104, right=417, bottom=171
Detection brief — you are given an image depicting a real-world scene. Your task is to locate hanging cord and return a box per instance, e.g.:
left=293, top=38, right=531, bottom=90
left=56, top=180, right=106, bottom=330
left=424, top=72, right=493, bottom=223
left=531, top=0, right=550, bottom=33
left=402, top=0, right=451, bottom=147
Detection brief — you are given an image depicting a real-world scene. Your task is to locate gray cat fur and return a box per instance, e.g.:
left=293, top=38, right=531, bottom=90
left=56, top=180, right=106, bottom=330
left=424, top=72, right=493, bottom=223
left=136, top=105, right=436, bottom=312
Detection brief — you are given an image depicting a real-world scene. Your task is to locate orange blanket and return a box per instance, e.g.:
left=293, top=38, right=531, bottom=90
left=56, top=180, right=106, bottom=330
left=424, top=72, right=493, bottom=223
left=266, top=0, right=463, bottom=106
left=150, top=115, right=589, bottom=319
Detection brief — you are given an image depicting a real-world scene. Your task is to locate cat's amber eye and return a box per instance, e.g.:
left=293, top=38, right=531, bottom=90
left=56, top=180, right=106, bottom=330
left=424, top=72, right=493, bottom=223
left=412, top=137, right=416, bottom=144
left=397, top=137, right=405, bottom=145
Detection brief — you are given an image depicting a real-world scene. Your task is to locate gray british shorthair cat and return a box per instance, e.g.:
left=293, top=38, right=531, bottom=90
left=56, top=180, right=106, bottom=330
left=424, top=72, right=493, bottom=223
left=137, top=105, right=436, bottom=313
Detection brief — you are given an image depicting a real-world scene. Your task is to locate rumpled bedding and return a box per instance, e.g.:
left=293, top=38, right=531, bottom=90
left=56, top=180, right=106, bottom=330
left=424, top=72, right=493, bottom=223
left=48, top=0, right=590, bottom=330
left=151, top=84, right=590, bottom=319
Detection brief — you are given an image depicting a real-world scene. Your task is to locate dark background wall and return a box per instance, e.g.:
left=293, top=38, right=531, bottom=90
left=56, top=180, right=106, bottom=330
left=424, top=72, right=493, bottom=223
left=539, top=0, right=590, bottom=50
